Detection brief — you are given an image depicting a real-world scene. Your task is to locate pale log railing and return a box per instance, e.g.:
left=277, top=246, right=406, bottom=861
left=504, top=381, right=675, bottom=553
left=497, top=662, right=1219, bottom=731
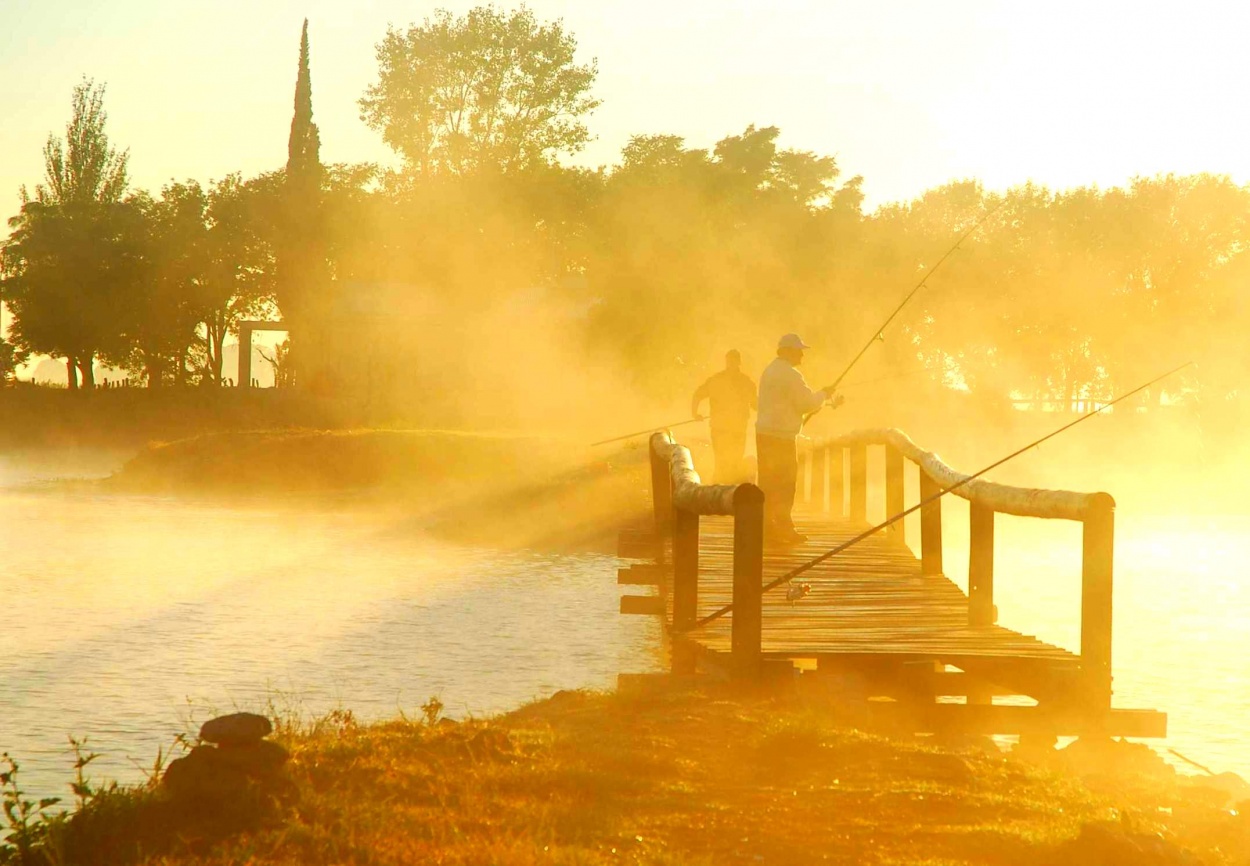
left=646, top=431, right=766, bottom=678
left=800, top=428, right=1116, bottom=709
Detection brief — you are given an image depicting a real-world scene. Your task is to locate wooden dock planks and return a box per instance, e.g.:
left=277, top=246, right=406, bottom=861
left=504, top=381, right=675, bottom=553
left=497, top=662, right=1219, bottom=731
left=674, top=512, right=1079, bottom=667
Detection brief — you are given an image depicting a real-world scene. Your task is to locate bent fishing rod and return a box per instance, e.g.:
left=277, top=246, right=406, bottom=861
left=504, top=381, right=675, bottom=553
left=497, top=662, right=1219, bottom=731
left=685, top=361, right=1193, bottom=631
left=590, top=417, right=703, bottom=448
left=825, top=201, right=1005, bottom=395
left=800, top=201, right=1003, bottom=428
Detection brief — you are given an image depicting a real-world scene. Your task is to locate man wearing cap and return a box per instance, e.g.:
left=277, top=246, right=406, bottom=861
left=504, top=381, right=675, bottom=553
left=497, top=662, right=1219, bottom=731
left=691, top=349, right=757, bottom=483
left=756, top=333, right=844, bottom=543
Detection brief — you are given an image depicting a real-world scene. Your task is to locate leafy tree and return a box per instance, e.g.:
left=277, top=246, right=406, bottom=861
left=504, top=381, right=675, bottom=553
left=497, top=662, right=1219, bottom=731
left=128, top=181, right=210, bottom=386
left=196, top=173, right=278, bottom=384
left=2, top=78, right=132, bottom=390
left=0, top=339, right=26, bottom=385
left=3, top=198, right=145, bottom=390
left=360, top=5, right=600, bottom=175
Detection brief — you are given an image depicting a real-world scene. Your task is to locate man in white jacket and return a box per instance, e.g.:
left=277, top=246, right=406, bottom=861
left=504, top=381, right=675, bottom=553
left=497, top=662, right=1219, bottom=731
left=756, top=333, right=844, bottom=543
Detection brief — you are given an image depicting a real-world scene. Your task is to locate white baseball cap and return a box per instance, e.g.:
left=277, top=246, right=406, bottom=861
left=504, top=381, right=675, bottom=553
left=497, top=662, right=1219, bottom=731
left=778, top=333, right=811, bottom=350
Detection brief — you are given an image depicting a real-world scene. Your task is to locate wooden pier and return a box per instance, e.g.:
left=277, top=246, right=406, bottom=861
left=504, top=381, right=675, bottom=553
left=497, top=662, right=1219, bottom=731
left=619, top=430, right=1166, bottom=738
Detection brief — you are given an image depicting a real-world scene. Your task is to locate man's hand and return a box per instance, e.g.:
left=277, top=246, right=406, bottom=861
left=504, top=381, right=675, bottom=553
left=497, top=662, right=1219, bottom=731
left=827, top=393, right=846, bottom=409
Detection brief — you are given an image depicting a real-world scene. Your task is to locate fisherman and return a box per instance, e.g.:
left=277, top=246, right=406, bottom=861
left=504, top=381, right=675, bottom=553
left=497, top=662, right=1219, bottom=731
left=691, top=349, right=757, bottom=483
left=756, top=334, right=844, bottom=543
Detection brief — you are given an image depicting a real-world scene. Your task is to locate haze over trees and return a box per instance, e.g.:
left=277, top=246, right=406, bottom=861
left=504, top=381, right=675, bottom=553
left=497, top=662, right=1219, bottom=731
left=0, top=6, right=1246, bottom=437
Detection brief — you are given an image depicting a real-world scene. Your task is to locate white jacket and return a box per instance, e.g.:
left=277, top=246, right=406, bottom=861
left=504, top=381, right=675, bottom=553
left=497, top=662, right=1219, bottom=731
left=756, top=357, right=828, bottom=439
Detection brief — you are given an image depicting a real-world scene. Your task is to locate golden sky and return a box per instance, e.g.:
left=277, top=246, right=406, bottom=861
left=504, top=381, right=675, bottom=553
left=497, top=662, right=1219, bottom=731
left=2, top=0, right=1250, bottom=220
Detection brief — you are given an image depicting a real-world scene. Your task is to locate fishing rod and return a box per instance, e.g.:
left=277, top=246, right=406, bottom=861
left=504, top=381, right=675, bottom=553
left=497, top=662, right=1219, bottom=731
left=589, top=417, right=703, bottom=448
left=685, top=361, right=1193, bottom=631
left=827, top=201, right=1006, bottom=395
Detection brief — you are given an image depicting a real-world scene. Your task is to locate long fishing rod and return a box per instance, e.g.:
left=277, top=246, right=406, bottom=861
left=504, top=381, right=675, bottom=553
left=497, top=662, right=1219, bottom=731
left=685, top=361, right=1192, bottom=631
left=827, top=201, right=1006, bottom=396
left=589, top=417, right=703, bottom=448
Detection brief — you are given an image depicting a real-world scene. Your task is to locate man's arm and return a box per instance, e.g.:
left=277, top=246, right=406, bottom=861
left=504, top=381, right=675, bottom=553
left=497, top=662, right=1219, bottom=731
left=790, top=370, right=828, bottom=414
left=691, top=380, right=709, bottom=419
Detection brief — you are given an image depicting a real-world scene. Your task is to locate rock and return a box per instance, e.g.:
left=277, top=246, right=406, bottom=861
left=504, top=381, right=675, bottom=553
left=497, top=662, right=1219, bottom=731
left=215, top=740, right=290, bottom=778
left=1058, top=737, right=1176, bottom=781
left=200, top=712, right=273, bottom=746
left=163, top=746, right=250, bottom=801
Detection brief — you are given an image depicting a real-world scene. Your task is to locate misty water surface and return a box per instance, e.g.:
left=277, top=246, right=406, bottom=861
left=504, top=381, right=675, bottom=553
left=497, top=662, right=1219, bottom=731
left=0, top=458, right=1246, bottom=803
left=0, top=477, right=662, bottom=798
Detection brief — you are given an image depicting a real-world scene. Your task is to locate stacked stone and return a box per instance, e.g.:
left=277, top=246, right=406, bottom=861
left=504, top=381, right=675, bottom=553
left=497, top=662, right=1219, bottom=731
left=162, top=712, right=290, bottom=805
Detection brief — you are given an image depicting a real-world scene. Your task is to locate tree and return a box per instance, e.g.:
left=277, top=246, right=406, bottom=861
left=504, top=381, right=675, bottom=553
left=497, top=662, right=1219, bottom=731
left=1, top=78, right=132, bottom=390
left=3, top=197, right=145, bottom=390
left=360, top=6, right=600, bottom=175
left=129, top=182, right=209, bottom=386
left=276, top=19, right=329, bottom=384
left=0, top=339, right=26, bottom=385
left=196, top=173, right=278, bottom=384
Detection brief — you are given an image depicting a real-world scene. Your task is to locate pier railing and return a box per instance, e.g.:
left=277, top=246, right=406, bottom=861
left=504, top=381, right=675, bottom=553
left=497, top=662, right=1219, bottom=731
left=800, top=428, right=1115, bottom=708
left=647, top=431, right=766, bottom=677
left=640, top=428, right=1117, bottom=708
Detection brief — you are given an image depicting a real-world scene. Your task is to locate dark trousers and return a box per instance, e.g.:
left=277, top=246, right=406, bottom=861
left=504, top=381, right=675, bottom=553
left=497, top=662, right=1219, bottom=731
left=710, top=425, right=748, bottom=483
left=755, top=433, right=798, bottom=532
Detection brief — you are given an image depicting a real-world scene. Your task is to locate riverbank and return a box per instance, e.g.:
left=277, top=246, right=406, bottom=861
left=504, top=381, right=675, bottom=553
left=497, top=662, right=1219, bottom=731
left=4, top=684, right=1245, bottom=865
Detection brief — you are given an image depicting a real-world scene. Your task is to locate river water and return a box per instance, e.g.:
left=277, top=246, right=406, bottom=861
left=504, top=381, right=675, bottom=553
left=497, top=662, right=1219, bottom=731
left=0, top=457, right=1245, bottom=802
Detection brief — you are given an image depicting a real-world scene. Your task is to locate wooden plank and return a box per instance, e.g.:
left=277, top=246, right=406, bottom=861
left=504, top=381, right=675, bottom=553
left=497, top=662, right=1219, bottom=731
left=620, top=595, right=665, bottom=616
left=617, top=564, right=664, bottom=585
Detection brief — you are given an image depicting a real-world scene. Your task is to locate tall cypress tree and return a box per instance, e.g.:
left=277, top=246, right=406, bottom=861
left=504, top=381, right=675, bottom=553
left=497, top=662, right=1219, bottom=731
left=287, top=20, right=321, bottom=191
left=278, top=19, right=325, bottom=382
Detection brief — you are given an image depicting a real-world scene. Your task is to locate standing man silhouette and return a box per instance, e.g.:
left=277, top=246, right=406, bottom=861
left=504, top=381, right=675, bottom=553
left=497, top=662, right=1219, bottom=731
left=691, top=349, right=757, bottom=483
left=756, top=334, right=844, bottom=544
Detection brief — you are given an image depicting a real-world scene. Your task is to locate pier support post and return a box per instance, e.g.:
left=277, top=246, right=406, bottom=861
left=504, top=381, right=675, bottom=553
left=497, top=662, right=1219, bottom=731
left=849, top=444, right=867, bottom=523
left=969, top=503, right=995, bottom=627
left=885, top=446, right=905, bottom=543
left=919, top=471, right=943, bottom=576
left=732, top=484, right=765, bottom=680
left=1081, top=493, right=1115, bottom=710
left=672, top=507, right=700, bottom=674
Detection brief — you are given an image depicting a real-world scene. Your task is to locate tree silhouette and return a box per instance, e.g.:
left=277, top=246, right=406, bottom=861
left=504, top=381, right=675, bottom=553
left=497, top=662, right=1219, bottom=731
left=2, top=78, right=133, bottom=389
left=361, top=6, right=600, bottom=175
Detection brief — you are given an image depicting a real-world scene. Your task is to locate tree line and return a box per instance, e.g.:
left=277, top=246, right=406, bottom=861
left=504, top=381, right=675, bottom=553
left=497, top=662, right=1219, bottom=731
left=1, top=6, right=1245, bottom=424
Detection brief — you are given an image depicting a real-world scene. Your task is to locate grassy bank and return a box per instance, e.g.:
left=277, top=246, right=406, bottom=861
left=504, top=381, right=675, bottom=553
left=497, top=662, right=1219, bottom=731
left=5, top=686, right=1245, bottom=866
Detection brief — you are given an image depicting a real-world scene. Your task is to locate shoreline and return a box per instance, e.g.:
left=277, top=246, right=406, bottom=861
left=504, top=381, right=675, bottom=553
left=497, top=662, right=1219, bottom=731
left=3, top=684, right=1246, bottom=865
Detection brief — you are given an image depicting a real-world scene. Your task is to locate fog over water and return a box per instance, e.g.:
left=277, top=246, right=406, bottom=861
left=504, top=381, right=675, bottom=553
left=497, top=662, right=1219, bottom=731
left=0, top=452, right=1246, bottom=803
left=0, top=459, right=661, bottom=799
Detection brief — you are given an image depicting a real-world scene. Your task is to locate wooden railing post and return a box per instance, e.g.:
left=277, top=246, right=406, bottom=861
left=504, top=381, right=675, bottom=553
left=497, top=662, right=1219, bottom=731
left=816, top=446, right=829, bottom=512
left=849, top=444, right=867, bottom=523
left=1081, top=493, right=1115, bottom=710
left=919, top=471, right=943, bottom=576
left=671, top=506, right=700, bottom=674
left=648, top=435, right=673, bottom=565
left=831, top=447, right=845, bottom=518
left=968, top=503, right=995, bottom=627
left=885, top=446, right=905, bottom=543
left=732, top=484, right=765, bottom=680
